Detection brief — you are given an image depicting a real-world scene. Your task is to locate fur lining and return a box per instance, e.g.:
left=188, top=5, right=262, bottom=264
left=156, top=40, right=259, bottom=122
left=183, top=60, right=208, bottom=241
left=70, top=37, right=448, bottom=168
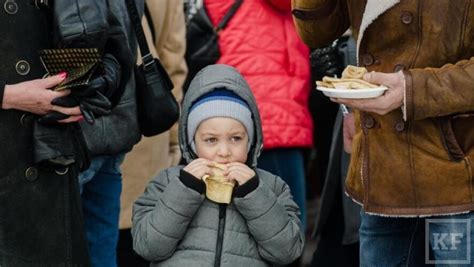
left=344, top=191, right=472, bottom=218
left=357, top=0, right=401, bottom=64
left=365, top=210, right=471, bottom=218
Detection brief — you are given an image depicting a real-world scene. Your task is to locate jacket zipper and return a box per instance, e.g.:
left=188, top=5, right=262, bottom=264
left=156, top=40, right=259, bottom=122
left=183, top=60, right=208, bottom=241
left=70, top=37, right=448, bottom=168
left=214, top=204, right=227, bottom=267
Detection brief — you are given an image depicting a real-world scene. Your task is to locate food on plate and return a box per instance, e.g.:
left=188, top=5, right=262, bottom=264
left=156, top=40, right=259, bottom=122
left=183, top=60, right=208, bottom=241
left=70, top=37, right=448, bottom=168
left=341, top=65, right=367, bottom=79
left=316, top=65, right=379, bottom=89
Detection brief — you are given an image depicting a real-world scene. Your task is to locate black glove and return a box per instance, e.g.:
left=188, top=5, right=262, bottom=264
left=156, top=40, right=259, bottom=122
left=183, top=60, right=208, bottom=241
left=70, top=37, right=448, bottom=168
left=39, top=54, right=121, bottom=125
left=310, top=41, right=344, bottom=81
left=73, top=53, right=121, bottom=98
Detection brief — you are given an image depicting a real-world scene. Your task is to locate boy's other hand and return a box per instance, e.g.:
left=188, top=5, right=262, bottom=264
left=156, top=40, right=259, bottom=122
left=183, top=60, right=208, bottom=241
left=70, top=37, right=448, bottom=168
left=183, top=158, right=214, bottom=180
left=225, top=162, right=256, bottom=186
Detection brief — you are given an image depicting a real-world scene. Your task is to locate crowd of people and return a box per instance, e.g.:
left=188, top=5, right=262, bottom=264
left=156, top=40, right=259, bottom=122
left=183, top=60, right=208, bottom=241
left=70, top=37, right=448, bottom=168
left=0, top=0, right=472, bottom=266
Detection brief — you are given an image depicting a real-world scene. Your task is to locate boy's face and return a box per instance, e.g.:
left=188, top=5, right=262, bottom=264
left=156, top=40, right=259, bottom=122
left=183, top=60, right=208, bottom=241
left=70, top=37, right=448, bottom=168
left=194, top=117, right=249, bottom=164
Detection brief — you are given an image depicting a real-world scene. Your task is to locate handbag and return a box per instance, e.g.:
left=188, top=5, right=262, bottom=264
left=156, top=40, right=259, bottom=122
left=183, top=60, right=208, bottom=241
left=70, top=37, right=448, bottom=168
left=125, top=0, right=180, bottom=137
left=184, top=0, right=243, bottom=90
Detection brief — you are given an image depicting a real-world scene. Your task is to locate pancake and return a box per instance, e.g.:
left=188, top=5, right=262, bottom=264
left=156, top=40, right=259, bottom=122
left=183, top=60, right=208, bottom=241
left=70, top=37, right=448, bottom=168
left=202, top=163, right=235, bottom=204
left=317, top=65, right=379, bottom=89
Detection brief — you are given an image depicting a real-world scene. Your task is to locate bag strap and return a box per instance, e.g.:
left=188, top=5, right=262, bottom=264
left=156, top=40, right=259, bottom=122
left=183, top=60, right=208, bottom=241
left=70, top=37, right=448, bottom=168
left=215, top=0, right=243, bottom=32
left=125, top=0, right=155, bottom=70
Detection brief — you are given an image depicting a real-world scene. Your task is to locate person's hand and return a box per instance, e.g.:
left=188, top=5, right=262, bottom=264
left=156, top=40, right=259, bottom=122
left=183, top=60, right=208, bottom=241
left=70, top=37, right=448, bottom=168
left=46, top=53, right=120, bottom=124
left=343, top=113, right=356, bottom=154
left=224, top=162, right=256, bottom=186
left=2, top=73, right=83, bottom=123
left=183, top=158, right=214, bottom=180
left=331, top=71, right=405, bottom=115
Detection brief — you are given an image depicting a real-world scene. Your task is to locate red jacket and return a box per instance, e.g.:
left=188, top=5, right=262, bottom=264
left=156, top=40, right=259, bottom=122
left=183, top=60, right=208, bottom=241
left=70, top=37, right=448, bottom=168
left=204, top=0, right=313, bottom=149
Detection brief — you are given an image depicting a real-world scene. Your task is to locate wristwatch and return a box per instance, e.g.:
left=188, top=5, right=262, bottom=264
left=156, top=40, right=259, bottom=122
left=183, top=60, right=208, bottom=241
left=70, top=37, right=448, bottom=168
left=340, top=104, right=352, bottom=116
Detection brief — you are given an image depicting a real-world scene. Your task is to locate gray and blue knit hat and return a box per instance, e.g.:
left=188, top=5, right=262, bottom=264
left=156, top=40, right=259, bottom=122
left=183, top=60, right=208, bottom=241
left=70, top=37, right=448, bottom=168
left=187, top=89, right=254, bottom=153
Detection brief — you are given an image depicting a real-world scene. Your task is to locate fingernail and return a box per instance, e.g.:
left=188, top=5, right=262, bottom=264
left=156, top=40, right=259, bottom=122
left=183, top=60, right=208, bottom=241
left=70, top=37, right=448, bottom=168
left=58, top=71, right=67, bottom=79
left=77, top=116, right=84, bottom=122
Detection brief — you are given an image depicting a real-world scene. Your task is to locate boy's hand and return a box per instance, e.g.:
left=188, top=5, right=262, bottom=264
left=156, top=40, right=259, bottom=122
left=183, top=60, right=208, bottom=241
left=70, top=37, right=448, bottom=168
left=183, top=158, right=214, bottom=180
left=225, top=162, right=256, bottom=186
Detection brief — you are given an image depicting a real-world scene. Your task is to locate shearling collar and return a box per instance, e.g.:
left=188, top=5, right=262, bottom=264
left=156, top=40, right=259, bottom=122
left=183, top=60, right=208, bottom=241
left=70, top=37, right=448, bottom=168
left=357, top=0, right=401, bottom=62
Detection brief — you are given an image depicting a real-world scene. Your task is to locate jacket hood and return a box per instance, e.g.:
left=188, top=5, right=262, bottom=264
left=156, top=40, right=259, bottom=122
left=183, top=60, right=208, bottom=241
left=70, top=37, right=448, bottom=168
left=179, top=64, right=263, bottom=167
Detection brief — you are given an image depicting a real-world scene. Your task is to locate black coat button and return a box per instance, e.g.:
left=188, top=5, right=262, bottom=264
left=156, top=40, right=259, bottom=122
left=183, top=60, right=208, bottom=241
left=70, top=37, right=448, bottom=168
left=361, top=54, right=374, bottom=66
left=25, top=167, right=38, bottom=181
left=16, top=60, right=30, bottom=76
left=20, top=114, right=34, bottom=126
left=401, top=12, right=413, bottom=24
left=55, top=167, right=69, bottom=176
left=393, top=64, right=406, bottom=72
left=364, top=116, right=376, bottom=129
left=4, top=0, right=18, bottom=15
left=395, top=121, right=406, bottom=132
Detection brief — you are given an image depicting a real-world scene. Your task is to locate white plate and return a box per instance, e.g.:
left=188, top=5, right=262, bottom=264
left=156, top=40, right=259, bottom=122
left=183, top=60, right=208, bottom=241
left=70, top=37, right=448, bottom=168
left=316, top=86, right=388, bottom=99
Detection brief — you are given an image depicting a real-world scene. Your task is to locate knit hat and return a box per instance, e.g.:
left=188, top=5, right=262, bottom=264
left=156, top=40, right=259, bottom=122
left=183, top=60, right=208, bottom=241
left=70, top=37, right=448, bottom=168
left=187, top=89, right=254, bottom=153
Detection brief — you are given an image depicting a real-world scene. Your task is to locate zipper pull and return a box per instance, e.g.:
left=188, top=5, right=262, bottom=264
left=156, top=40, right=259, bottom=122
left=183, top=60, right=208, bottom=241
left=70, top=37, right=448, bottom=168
left=218, top=204, right=226, bottom=219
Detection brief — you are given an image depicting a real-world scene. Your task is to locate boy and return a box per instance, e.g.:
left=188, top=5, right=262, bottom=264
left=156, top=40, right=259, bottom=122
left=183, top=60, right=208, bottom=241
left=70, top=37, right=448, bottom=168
left=132, top=64, right=304, bottom=266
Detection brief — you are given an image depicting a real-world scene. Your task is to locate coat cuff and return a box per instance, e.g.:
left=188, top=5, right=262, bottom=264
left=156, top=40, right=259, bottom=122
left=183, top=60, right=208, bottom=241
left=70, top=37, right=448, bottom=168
left=179, top=169, right=205, bottom=194
left=292, top=0, right=337, bottom=21
left=233, top=175, right=259, bottom=198
left=0, top=81, right=5, bottom=109
left=403, top=70, right=414, bottom=120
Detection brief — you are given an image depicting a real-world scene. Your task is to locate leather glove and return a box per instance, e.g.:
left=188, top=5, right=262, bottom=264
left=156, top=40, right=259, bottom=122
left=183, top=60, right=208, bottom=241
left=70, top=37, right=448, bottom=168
left=39, top=54, right=121, bottom=125
left=310, top=41, right=343, bottom=81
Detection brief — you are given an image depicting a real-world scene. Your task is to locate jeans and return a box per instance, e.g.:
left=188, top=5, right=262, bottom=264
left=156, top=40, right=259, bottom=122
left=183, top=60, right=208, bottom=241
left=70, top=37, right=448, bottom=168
left=257, top=148, right=307, bottom=230
left=79, top=154, right=125, bottom=267
left=360, top=211, right=474, bottom=267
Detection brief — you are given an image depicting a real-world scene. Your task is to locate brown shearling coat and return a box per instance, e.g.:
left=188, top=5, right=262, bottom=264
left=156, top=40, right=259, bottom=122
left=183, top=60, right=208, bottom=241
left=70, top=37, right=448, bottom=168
left=292, top=0, right=474, bottom=216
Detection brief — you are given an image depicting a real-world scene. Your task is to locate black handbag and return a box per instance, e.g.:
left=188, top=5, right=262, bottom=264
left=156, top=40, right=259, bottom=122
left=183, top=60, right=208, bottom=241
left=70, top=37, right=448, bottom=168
left=184, top=0, right=243, bottom=90
left=125, top=0, right=180, bottom=137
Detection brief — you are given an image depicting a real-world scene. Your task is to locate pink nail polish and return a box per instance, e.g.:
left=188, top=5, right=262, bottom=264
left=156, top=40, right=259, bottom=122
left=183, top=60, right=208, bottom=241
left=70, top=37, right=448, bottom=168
left=58, top=71, right=67, bottom=79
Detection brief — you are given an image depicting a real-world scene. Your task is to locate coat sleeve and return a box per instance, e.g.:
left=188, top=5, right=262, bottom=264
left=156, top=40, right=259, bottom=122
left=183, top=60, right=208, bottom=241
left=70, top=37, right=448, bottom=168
left=267, top=0, right=291, bottom=12
left=233, top=173, right=304, bottom=264
left=131, top=168, right=205, bottom=261
left=405, top=57, right=474, bottom=120
left=291, top=0, right=350, bottom=48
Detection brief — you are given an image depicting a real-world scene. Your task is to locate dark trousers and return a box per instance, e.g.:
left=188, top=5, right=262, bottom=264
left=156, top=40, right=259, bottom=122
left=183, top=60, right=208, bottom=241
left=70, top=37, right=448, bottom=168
left=258, top=148, right=307, bottom=229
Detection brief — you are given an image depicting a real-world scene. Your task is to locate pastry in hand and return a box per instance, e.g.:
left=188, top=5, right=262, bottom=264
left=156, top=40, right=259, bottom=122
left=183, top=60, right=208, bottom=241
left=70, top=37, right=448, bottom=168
left=202, top=163, right=235, bottom=204
left=341, top=65, right=368, bottom=79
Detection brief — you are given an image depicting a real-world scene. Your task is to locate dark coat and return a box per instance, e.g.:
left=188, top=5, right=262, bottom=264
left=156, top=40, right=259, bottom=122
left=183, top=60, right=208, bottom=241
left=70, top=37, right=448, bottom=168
left=0, top=2, right=92, bottom=265
left=79, top=0, right=143, bottom=156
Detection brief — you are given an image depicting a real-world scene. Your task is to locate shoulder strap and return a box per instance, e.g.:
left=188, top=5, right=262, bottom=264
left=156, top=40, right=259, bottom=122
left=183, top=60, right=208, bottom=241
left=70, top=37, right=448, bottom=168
left=125, top=0, right=154, bottom=69
left=215, top=0, right=243, bottom=32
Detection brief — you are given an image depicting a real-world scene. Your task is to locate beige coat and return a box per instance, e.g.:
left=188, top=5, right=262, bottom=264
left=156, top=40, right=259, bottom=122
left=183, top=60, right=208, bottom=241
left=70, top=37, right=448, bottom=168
left=119, top=0, right=187, bottom=229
